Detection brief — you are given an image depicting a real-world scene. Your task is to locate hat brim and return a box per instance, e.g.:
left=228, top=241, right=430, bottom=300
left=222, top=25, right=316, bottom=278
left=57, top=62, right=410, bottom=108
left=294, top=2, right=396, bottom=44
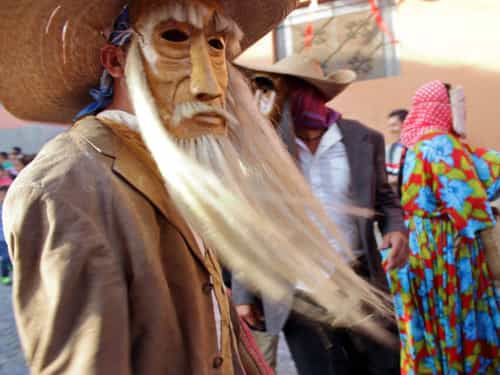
left=236, top=62, right=356, bottom=100
left=0, top=0, right=297, bottom=123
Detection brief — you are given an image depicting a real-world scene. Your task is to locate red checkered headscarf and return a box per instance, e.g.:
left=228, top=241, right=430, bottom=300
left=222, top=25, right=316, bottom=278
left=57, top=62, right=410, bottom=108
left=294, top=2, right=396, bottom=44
left=400, top=80, right=453, bottom=147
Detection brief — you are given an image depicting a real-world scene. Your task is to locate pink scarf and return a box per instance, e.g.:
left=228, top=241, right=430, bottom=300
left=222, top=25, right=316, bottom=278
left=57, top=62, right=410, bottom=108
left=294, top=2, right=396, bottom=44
left=289, top=83, right=341, bottom=130
left=400, top=80, right=453, bottom=147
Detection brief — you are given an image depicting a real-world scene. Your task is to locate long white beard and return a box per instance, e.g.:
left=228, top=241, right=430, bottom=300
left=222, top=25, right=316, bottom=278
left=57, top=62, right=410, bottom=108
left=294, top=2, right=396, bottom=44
left=125, top=38, right=394, bottom=342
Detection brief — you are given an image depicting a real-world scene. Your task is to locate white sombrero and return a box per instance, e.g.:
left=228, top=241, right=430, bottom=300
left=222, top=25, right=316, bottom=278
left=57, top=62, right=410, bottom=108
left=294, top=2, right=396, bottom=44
left=236, top=53, right=356, bottom=100
left=0, top=0, right=298, bottom=123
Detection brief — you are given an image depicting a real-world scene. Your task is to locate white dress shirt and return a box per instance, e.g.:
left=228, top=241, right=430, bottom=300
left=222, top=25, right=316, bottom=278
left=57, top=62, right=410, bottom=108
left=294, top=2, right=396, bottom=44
left=296, top=123, right=361, bottom=258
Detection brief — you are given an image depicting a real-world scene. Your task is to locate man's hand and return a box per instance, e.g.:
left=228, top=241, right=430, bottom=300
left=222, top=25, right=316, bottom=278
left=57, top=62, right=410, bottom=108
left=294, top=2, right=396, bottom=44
left=236, top=304, right=263, bottom=330
left=387, top=174, right=399, bottom=187
left=380, top=231, right=409, bottom=270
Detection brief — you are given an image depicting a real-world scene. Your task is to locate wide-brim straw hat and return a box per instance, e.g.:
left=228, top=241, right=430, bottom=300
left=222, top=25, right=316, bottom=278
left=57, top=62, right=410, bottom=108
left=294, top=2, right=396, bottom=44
left=236, top=54, right=356, bottom=101
left=0, top=0, right=297, bottom=123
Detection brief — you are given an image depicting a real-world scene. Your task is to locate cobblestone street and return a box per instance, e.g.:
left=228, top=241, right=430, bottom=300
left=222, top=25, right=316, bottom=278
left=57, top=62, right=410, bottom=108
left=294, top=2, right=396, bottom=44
left=276, top=338, right=298, bottom=375
left=0, top=284, right=296, bottom=375
left=0, top=285, right=27, bottom=375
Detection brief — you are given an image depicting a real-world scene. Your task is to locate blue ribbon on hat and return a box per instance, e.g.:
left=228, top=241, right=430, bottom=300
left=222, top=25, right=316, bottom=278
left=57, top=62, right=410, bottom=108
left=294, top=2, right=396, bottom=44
left=74, top=6, right=133, bottom=121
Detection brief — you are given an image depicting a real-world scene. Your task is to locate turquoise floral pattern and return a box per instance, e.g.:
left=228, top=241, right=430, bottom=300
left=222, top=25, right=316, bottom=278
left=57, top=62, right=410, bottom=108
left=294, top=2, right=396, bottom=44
left=403, top=149, right=417, bottom=184
left=385, top=131, right=500, bottom=375
left=415, top=187, right=437, bottom=213
left=473, top=154, right=491, bottom=181
left=439, top=176, right=473, bottom=212
left=420, top=134, right=455, bottom=165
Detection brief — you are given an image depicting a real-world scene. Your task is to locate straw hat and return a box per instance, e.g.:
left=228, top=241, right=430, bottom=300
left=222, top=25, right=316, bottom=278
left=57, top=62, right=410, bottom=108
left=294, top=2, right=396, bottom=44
left=236, top=54, right=357, bottom=100
left=0, top=0, right=297, bottom=123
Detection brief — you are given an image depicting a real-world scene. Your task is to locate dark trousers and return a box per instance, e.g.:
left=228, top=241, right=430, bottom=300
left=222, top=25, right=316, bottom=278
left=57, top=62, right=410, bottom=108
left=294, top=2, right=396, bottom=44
left=0, top=241, right=11, bottom=278
left=283, top=312, right=400, bottom=375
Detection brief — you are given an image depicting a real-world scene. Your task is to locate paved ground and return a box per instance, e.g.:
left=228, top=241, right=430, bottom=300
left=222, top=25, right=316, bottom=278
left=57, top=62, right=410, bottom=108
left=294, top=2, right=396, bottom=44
left=276, top=337, right=298, bottom=375
left=0, top=285, right=27, bottom=375
left=0, top=284, right=296, bottom=375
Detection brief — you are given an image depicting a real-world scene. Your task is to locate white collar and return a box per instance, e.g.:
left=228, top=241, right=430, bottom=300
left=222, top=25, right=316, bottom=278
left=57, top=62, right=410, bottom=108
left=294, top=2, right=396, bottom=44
left=97, top=110, right=139, bottom=132
left=296, top=122, right=343, bottom=154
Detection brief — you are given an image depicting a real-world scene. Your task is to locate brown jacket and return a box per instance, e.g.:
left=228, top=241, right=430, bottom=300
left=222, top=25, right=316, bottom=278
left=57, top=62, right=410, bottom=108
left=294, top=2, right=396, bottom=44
left=4, top=117, right=261, bottom=375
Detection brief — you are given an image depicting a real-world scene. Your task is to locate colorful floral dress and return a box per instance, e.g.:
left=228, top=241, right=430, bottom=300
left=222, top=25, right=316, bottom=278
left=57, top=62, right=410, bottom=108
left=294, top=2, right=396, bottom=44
left=383, top=131, right=500, bottom=375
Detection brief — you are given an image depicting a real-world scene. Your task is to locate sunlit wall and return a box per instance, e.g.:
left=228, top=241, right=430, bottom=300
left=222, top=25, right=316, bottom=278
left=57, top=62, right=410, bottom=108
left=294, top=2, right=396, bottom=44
left=239, top=0, right=500, bottom=150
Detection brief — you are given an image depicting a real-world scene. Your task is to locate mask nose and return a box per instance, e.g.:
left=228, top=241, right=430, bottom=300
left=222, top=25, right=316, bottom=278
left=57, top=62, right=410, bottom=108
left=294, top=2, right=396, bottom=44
left=190, top=34, right=222, bottom=102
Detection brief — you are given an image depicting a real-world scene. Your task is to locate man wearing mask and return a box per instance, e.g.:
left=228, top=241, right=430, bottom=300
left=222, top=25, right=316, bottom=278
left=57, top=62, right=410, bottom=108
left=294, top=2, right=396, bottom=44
left=0, top=1, right=392, bottom=374
left=235, top=54, right=409, bottom=375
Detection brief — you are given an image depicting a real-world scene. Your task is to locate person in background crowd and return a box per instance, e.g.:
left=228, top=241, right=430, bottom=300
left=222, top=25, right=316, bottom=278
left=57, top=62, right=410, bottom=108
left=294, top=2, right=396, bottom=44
left=8, top=158, right=28, bottom=179
left=10, top=146, right=24, bottom=160
left=385, top=109, right=408, bottom=192
left=0, top=152, right=13, bottom=170
left=0, top=185, right=11, bottom=285
left=22, top=154, right=35, bottom=165
left=0, top=153, right=31, bottom=179
left=0, top=165, right=13, bottom=187
left=234, top=54, right=409, bottom=375
left=386, top=80, right=500, bottom=374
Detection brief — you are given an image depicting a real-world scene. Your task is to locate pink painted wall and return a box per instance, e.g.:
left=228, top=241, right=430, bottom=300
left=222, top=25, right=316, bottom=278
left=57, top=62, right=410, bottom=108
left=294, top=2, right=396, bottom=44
left=0, top=106, right=31, bottom=128
left=331, top=61, right=500, bottom=150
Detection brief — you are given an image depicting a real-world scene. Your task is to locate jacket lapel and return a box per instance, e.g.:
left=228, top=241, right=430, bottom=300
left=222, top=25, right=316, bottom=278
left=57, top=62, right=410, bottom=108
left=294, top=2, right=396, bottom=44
left=337, top=119, right=372, bottom=208
left=74, top=117, right=209, bottom=268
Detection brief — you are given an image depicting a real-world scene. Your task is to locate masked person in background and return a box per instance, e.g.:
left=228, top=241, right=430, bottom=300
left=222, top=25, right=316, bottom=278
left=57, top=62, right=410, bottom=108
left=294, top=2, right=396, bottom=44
left=0, top=1, right=394, bottom=374
left=234, top=54, right=409, bottom=375
left=387, top=80, right=500, bottom=375
left=0, top=185, right=11, bottom=286
left=247, top=68, right=298, bottom=157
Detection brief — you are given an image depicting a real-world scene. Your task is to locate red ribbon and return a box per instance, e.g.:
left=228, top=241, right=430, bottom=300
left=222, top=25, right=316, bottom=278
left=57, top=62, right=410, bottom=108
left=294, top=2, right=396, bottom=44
left=304, top=23, right=314, bottom=48
left=368, top=0, right=397, bottom=44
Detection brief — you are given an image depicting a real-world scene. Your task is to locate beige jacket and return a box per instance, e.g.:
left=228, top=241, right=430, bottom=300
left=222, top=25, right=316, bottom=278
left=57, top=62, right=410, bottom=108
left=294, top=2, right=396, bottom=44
left=4, top=117, right=260, bottom=375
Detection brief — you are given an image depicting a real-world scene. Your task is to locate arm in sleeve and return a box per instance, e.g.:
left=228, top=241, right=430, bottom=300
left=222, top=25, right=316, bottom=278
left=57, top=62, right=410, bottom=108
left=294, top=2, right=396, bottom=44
left=421, top=135, right=496, bottom=239
left=373, top=132, right=406, bottom=235
left=474, top=147, right=500, bottom=201
left=4, top=185, right=131, bottom=375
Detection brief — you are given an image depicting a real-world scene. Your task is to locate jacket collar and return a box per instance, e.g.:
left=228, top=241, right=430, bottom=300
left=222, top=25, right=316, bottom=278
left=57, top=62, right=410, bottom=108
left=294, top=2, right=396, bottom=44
left=337, top=119, right=368, bottom=146
left=97, top=110, right=140, bottom=132
left=72, top=116, right=209, bottom=268
left=337, top=119, right=372, bottom=207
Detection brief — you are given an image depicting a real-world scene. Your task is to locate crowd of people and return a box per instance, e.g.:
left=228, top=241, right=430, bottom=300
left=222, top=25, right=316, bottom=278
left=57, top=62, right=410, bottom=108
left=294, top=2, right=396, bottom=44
left=237, top=55, right=500, bottom=374
left=234, top=54, right=407, bottom=375
left=0, top=147, right=29, bottom=186
left=0, top=1, right=498, bottom=375
left=0, top=147, right=34, bottom=286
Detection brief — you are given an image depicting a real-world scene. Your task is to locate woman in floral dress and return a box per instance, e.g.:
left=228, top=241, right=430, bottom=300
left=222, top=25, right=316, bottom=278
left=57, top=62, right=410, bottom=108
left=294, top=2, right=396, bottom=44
left=384, top=81, right=500, bottom=374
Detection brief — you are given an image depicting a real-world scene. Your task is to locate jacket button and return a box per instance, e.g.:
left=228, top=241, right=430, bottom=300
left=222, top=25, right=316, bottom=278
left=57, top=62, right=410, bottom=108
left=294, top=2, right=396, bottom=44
left=202, top=282, right=214, bottom=295
left=213, top=356, right=224, bottom=369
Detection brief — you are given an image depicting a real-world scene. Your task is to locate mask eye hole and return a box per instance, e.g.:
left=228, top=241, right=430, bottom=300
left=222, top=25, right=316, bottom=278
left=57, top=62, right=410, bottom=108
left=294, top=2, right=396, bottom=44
left=208, top=37, right=224, bottom=50
left=254, top=77, right=275, bottom=92
left=161, top=29, right=189, bottom=42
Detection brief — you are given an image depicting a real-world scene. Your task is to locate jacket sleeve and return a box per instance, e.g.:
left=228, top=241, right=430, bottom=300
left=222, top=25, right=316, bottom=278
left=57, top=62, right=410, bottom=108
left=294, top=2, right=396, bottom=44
left=4, top=185, right=131, bottom=375
left=372, top=132, right=406, bottom=235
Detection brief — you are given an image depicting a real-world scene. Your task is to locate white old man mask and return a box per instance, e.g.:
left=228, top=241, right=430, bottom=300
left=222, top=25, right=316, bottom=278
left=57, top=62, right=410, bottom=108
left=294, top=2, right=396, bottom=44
left=251, top=73, right=288, bottom=127
left=125, top=0, right=391, bottom=338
